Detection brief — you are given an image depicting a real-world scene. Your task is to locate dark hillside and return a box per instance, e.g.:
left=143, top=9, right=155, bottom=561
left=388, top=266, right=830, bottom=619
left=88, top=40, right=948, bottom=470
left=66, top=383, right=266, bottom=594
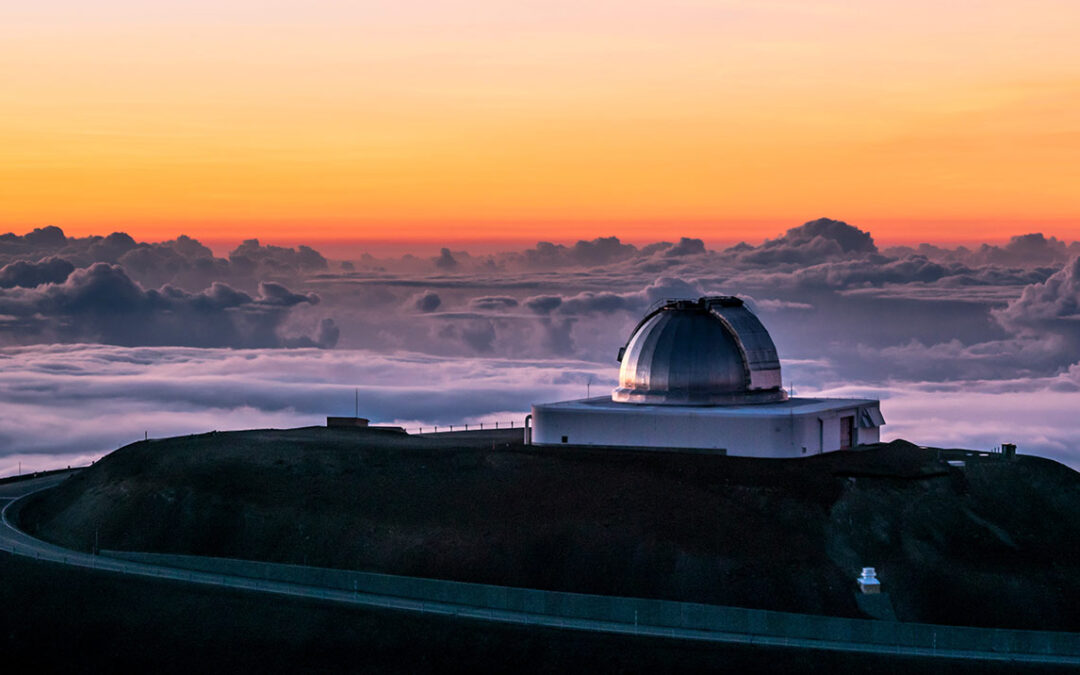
left=6, top=553, right=1058, bottom=675
left=21, top=428, right=1080, bottom=630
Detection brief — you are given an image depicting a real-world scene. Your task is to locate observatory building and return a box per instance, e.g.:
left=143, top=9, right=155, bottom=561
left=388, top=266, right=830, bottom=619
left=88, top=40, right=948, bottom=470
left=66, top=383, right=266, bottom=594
left=530, top=296, right=884, bottom=457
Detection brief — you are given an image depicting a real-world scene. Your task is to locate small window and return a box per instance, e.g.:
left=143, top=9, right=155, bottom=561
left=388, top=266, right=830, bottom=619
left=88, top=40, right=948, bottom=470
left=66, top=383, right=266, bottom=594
left=561, top=435, right=568, bottom=443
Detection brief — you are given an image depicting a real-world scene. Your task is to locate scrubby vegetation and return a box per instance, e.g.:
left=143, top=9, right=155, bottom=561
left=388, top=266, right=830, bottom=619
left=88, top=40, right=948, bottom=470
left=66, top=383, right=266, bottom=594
left=21, top=428, right=1080, bottom=631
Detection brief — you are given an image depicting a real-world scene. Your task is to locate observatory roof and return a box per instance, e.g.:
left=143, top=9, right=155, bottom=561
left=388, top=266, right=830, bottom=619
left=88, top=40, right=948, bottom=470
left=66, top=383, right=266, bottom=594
left=612, top=296, right=786, bottom=406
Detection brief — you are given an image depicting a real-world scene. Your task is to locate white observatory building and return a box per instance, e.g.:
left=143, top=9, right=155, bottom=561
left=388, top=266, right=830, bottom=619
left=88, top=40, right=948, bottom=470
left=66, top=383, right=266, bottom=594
left=530, top=296, right=884, bottom=457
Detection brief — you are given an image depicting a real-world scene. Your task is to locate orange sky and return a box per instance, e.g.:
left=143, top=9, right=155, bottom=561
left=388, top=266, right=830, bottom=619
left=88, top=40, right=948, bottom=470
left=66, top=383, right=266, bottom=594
left=2, top=1, right=1079, bottom=245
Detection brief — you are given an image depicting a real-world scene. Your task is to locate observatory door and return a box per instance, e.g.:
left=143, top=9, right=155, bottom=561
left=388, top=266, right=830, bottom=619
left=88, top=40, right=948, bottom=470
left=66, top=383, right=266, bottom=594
left=840, top=416, right=855, bottom=449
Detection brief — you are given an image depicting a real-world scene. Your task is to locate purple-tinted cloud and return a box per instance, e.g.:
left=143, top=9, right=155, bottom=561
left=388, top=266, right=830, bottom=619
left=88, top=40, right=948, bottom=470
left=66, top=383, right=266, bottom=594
left=411, top=290, right=443, bottom=313
left=993, top=256, right=1080, bottom=331
left=2, top=344, right=1077, bottom=480
left=730, top=217, right=878, bottom=265
left=0, top=257, right=74, bottom=289
left=0, top=344, right=613, bottom=475
left=2, top=222, right=1080, bottom=477
left=0, top=263, right=329, bottom=348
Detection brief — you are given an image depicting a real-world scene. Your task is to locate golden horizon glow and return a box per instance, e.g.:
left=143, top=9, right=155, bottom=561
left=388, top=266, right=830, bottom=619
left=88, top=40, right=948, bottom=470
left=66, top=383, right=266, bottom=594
left=3, top=1, right=1079, bottom=244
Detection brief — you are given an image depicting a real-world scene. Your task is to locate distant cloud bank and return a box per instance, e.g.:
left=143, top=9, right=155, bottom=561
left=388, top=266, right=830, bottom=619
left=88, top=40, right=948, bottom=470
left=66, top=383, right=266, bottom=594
left=2, top=218, right=1079, bottom=472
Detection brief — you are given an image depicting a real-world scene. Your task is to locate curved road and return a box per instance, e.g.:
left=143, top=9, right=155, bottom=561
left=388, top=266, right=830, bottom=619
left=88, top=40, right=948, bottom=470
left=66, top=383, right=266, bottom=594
left=1, top=474, right=1077, bottom=666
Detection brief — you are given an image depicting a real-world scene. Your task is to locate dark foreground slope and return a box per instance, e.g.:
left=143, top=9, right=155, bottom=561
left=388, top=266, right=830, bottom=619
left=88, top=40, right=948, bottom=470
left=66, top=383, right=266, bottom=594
left=7, top=554, right=1064, bottom=675
left=21, top=428, right=1080, bottom=631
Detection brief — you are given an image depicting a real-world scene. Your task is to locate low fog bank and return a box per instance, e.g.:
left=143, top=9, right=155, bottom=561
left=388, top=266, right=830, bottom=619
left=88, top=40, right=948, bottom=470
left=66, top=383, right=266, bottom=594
left=2, top=218, right=1079, bottom=472
left=0, top=345, right=610, bottom=476
left=1, top=344, right=1078, bottom=476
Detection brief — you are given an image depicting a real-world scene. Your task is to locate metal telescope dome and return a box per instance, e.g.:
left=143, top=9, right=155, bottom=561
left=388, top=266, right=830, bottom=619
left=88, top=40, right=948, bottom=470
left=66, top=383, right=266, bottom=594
left=611, top=296, right=787, bottom=406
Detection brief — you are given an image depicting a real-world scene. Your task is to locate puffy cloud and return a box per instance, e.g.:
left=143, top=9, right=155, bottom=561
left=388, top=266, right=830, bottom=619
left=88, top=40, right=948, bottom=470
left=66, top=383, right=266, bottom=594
left=0, top=229, right=137, bottom=267
left=638, top=241, right=674, bottom=256
left=640, top=276, right=702, bottom=302
left=524, top=295, right=563, bottom=315
left=228, top=239, right=328, bottom=282
left=0, top=226, right=67, bottom=258
left=522, top=276, right=702, bottom=317
left=114, top=239, right=216, bottom=289
left=433, top=247, right=459, bottom=270
left=515, top=236, right=639, bottom=268
left=34, top=224, right=1047, bottom=383
left=0, top=227, right=332, bottom=292
left=557, top=292, right=636, bottom=315
left=756, top=256, right=952, bottom=290
left=282, top=318, right=341, bottom=349
left=733, top=255, right=1054, bottom=296
left=333, top=278, right=697, bottom=362
left=993, top=256, right=1080, bottom=331
left=884, top=233, right=1077, bottom=269
left=520, top=242, right=568, bottom=268
left=85, top=231, right=138, bottom=263
left=970, top=233, right=1071, bottom=267
left=536, top=317, right=576, bottom=356
left=0, top=257, right=75, bottom=288
left=22, top=225, right=67, bottom=248
left=569, top=236, right=639, bottom=265
left=734, top=218, right=877, bottom=265
left=411, top=291, right=443, bottom=313
left=461, top=320, right=496, bottom=352
left=439, top=319, right=497, bottom=353
left=256, top=281, right=319, bottom=307
left=633, top=238, right=706, bottom=259
left=0, top=263, right=329, bottom=349
left=827, top=258, right=1080, bottom=383
left=970, top=256, right=1080, bottom=375
left=312, top=318, right=341, bottom=349
left=470, top=296, right=519, bottom=310
left=662, top=237, right=707, bottom=257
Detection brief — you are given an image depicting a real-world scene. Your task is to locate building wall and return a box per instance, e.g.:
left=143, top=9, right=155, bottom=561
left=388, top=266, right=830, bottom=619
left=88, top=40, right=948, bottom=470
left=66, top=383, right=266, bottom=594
left=532, top=402, right=882, bottom=458
left=859, top=425, right=881, bottom=445
left=792, top=407, right=879, bottom=454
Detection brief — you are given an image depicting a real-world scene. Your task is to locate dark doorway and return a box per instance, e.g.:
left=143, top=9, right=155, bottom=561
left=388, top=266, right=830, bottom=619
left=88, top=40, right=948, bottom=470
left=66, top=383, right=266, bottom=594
left=840, top=415, right=855, bottom=449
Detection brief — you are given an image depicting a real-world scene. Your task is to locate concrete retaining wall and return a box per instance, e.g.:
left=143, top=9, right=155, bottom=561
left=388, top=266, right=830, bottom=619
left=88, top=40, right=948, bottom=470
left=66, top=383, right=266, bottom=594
left=102, top=550, right=1079, bottom=657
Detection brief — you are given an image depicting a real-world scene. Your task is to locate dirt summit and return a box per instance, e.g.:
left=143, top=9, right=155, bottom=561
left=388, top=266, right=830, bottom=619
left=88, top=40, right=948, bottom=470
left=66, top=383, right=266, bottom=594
left=21, top=427, right=1080, bottom=631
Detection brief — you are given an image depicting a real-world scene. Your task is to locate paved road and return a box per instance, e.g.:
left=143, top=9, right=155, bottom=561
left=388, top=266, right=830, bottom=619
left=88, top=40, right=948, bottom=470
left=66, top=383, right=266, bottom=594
left=0, top=471, right=75, bottom=499
left=1, top=476, right=1077, bottom=666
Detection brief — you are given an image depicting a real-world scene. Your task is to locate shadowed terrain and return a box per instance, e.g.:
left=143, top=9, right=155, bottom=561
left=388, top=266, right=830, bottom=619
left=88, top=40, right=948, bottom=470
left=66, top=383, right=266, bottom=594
left=20, top=428, right=1080, bottom=631
left=8, top=553, right=1068, bottom=674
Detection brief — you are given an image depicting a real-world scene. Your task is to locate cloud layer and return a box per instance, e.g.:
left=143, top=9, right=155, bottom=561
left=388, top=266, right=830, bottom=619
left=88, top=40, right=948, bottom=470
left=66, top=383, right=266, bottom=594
left=0, top=263, right=334, bottom=348
left=0, top=344, right=610, bottom=475
left=2, top=218, right=1079, bottom=473
left=2, top=344, right=1077, bottom=478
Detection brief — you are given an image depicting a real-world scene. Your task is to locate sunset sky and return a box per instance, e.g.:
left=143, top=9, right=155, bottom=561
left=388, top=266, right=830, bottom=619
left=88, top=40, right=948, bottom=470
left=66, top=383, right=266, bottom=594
left=3, top=1, right=1079, bottom=245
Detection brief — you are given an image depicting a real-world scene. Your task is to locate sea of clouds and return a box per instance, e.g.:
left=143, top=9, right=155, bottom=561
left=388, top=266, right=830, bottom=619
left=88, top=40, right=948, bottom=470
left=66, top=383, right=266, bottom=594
left=2, top=218, right=1079, bottom=474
